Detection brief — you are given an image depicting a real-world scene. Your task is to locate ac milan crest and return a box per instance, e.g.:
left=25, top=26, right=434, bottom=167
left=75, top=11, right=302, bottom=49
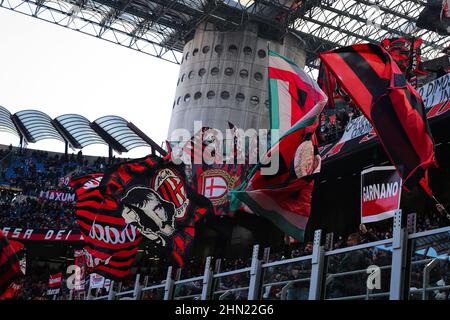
left=153, top=168, right=189, bottom=219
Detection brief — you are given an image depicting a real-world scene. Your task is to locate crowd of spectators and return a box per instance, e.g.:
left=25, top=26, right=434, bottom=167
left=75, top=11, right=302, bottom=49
left=0, top=147, right=116, bottom=230
left=0, top=191, right=77, bottom=230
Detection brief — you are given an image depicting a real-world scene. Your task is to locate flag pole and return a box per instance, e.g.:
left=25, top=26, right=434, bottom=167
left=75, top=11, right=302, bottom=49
left=431, top=195, right=450, bottom=220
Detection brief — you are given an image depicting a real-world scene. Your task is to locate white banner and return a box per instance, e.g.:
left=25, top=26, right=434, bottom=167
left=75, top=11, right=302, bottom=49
left=39, top=190, right=76, bottom=202
left=361, top=166, right=402, bottom=224
left=47, top=288, right=60, bottom=295
left=339, top=115, right=373, bottom=143
left=89, top=273, right=110, bottom=290
left=417, top=73, right=450, bottom=109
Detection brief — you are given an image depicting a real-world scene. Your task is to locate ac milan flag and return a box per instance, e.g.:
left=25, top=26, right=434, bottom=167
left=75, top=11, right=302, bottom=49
left=175, top=126, right=221, bottom=166
left=100, top=154, right=212, bottom=267
left=0, top=230, right=22, bottom=297
left=230, top=51, right=327, bottom=241
left=319, top=44, right=437, bottom=197
left=47, top=272, right=62, bottom=295
left=268, top=50, right=325, bottom=139
left=361, top=166, right=402, bottom=223
left=70, top=173, right=142, bottom=280
left=381, top=38, right=423, bottom=73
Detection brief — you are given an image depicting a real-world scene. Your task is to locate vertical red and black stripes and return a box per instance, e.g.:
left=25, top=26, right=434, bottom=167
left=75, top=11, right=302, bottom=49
left=381, top=37, right=426, bottom=79
left=320, top=43, right=437, bottom=196
left=0, top=230, right=21, bottom=296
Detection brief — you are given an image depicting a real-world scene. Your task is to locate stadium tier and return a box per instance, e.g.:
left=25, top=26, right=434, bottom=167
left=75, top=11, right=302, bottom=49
left=1, top=0, right=449, bottom=303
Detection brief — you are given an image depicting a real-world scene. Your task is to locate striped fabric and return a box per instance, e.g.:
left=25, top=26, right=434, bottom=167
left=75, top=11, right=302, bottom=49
left=230, top=51, right=327, bottom=241
left=100, top=155, right=212, bottom=268
left=317, top=62, right=337, bottom=110
left=71, top=173, right=142, bottom=280
left=268, top=50, right=325, bottom=139
left=320, top=43, right=437, bottom=196
left=0, top=230, right=21, bottom=296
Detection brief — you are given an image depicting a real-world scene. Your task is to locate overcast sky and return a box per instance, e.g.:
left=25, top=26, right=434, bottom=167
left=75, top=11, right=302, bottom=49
left=0, top=9, right=180, bottom=158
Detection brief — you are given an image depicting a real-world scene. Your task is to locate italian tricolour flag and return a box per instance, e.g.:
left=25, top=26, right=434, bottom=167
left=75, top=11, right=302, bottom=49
left=230, top=50, right=327, bottom=241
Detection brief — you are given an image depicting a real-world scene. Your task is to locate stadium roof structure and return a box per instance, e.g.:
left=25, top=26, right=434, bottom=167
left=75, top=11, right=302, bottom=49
left=13, top=109, right=66, bottom=143
left=0, top=0, right=447, bottom=74
left=0, top=106, right=166, bottom=156
left=91, top=115, right=157, bottom=153
left=0, top=106, right=20, bottom=137
left=53, top=114, right=107, bottom=149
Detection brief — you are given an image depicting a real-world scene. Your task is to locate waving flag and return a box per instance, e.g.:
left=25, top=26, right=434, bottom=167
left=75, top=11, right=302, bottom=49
left=100, top=154, right=212, bottom=267
left=70, top=173, right=142, bottom=280
left=230, top=51, right=327, bottom=241
left=381, top=37, right=427, bottom=87
left=416, top=0, right=449, bottom=35
left=317, top=62, right=337, bottom=110
left=0, top=230, right=21, bottom=297
left=319, top=44, right=437, bottom=196
left=47, top=273, right=63, bottom=295
left=189, top=123, right=252, bottom=216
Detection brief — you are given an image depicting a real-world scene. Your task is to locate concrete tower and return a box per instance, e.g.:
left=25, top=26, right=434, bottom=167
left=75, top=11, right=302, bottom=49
left=167, top=22, right=306, bottom=139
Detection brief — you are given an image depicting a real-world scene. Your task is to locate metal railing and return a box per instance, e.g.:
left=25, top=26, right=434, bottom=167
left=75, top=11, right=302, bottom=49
left=211, top=268, right=251, bottom=300
left=81, top=212, right=449, bottom=301
left=261, top=254, right=312, bottom=300
left=173, top=275, right=203, bottom=300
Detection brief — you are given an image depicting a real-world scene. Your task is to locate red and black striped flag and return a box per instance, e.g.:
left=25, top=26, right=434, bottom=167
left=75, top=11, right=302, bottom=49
left=381, top=37, right=427, bottom=88
left=0, top=230, right=21, bottom=297
left=70, top=173, right=142, bottom=280
left=190, top=122, right=252, bottom=217
left=317, top=62, right=337, bottom=109
left=320, top=44, right=437, bottom=196
left=100, top=154, right=212, bottom=267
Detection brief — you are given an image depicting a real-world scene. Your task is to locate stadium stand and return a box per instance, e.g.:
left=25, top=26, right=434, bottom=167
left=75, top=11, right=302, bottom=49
left=0, top=126, right=449, bottom=300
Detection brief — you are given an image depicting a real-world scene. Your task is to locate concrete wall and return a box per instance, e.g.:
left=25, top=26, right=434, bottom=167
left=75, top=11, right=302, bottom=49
left=167, top=22, right=306, bottom=139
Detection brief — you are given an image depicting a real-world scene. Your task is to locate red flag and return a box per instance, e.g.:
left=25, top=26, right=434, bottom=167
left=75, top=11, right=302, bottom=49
left=318, top=62, right=337, bottom=109
left=0, top=230, right=21, bottom=297
left=190, top=123, right=252, bottom=217
left=47, top=273, right=62, bottom=295
left=100, top=154, right=212, bottom=268
left=319, top=43, right=437, bottom=196
left=381, top=37, right=427, bottom=88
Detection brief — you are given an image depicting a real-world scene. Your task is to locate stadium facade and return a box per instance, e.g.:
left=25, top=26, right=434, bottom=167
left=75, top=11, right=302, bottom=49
left=168, top=21, right=306, bottom=136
